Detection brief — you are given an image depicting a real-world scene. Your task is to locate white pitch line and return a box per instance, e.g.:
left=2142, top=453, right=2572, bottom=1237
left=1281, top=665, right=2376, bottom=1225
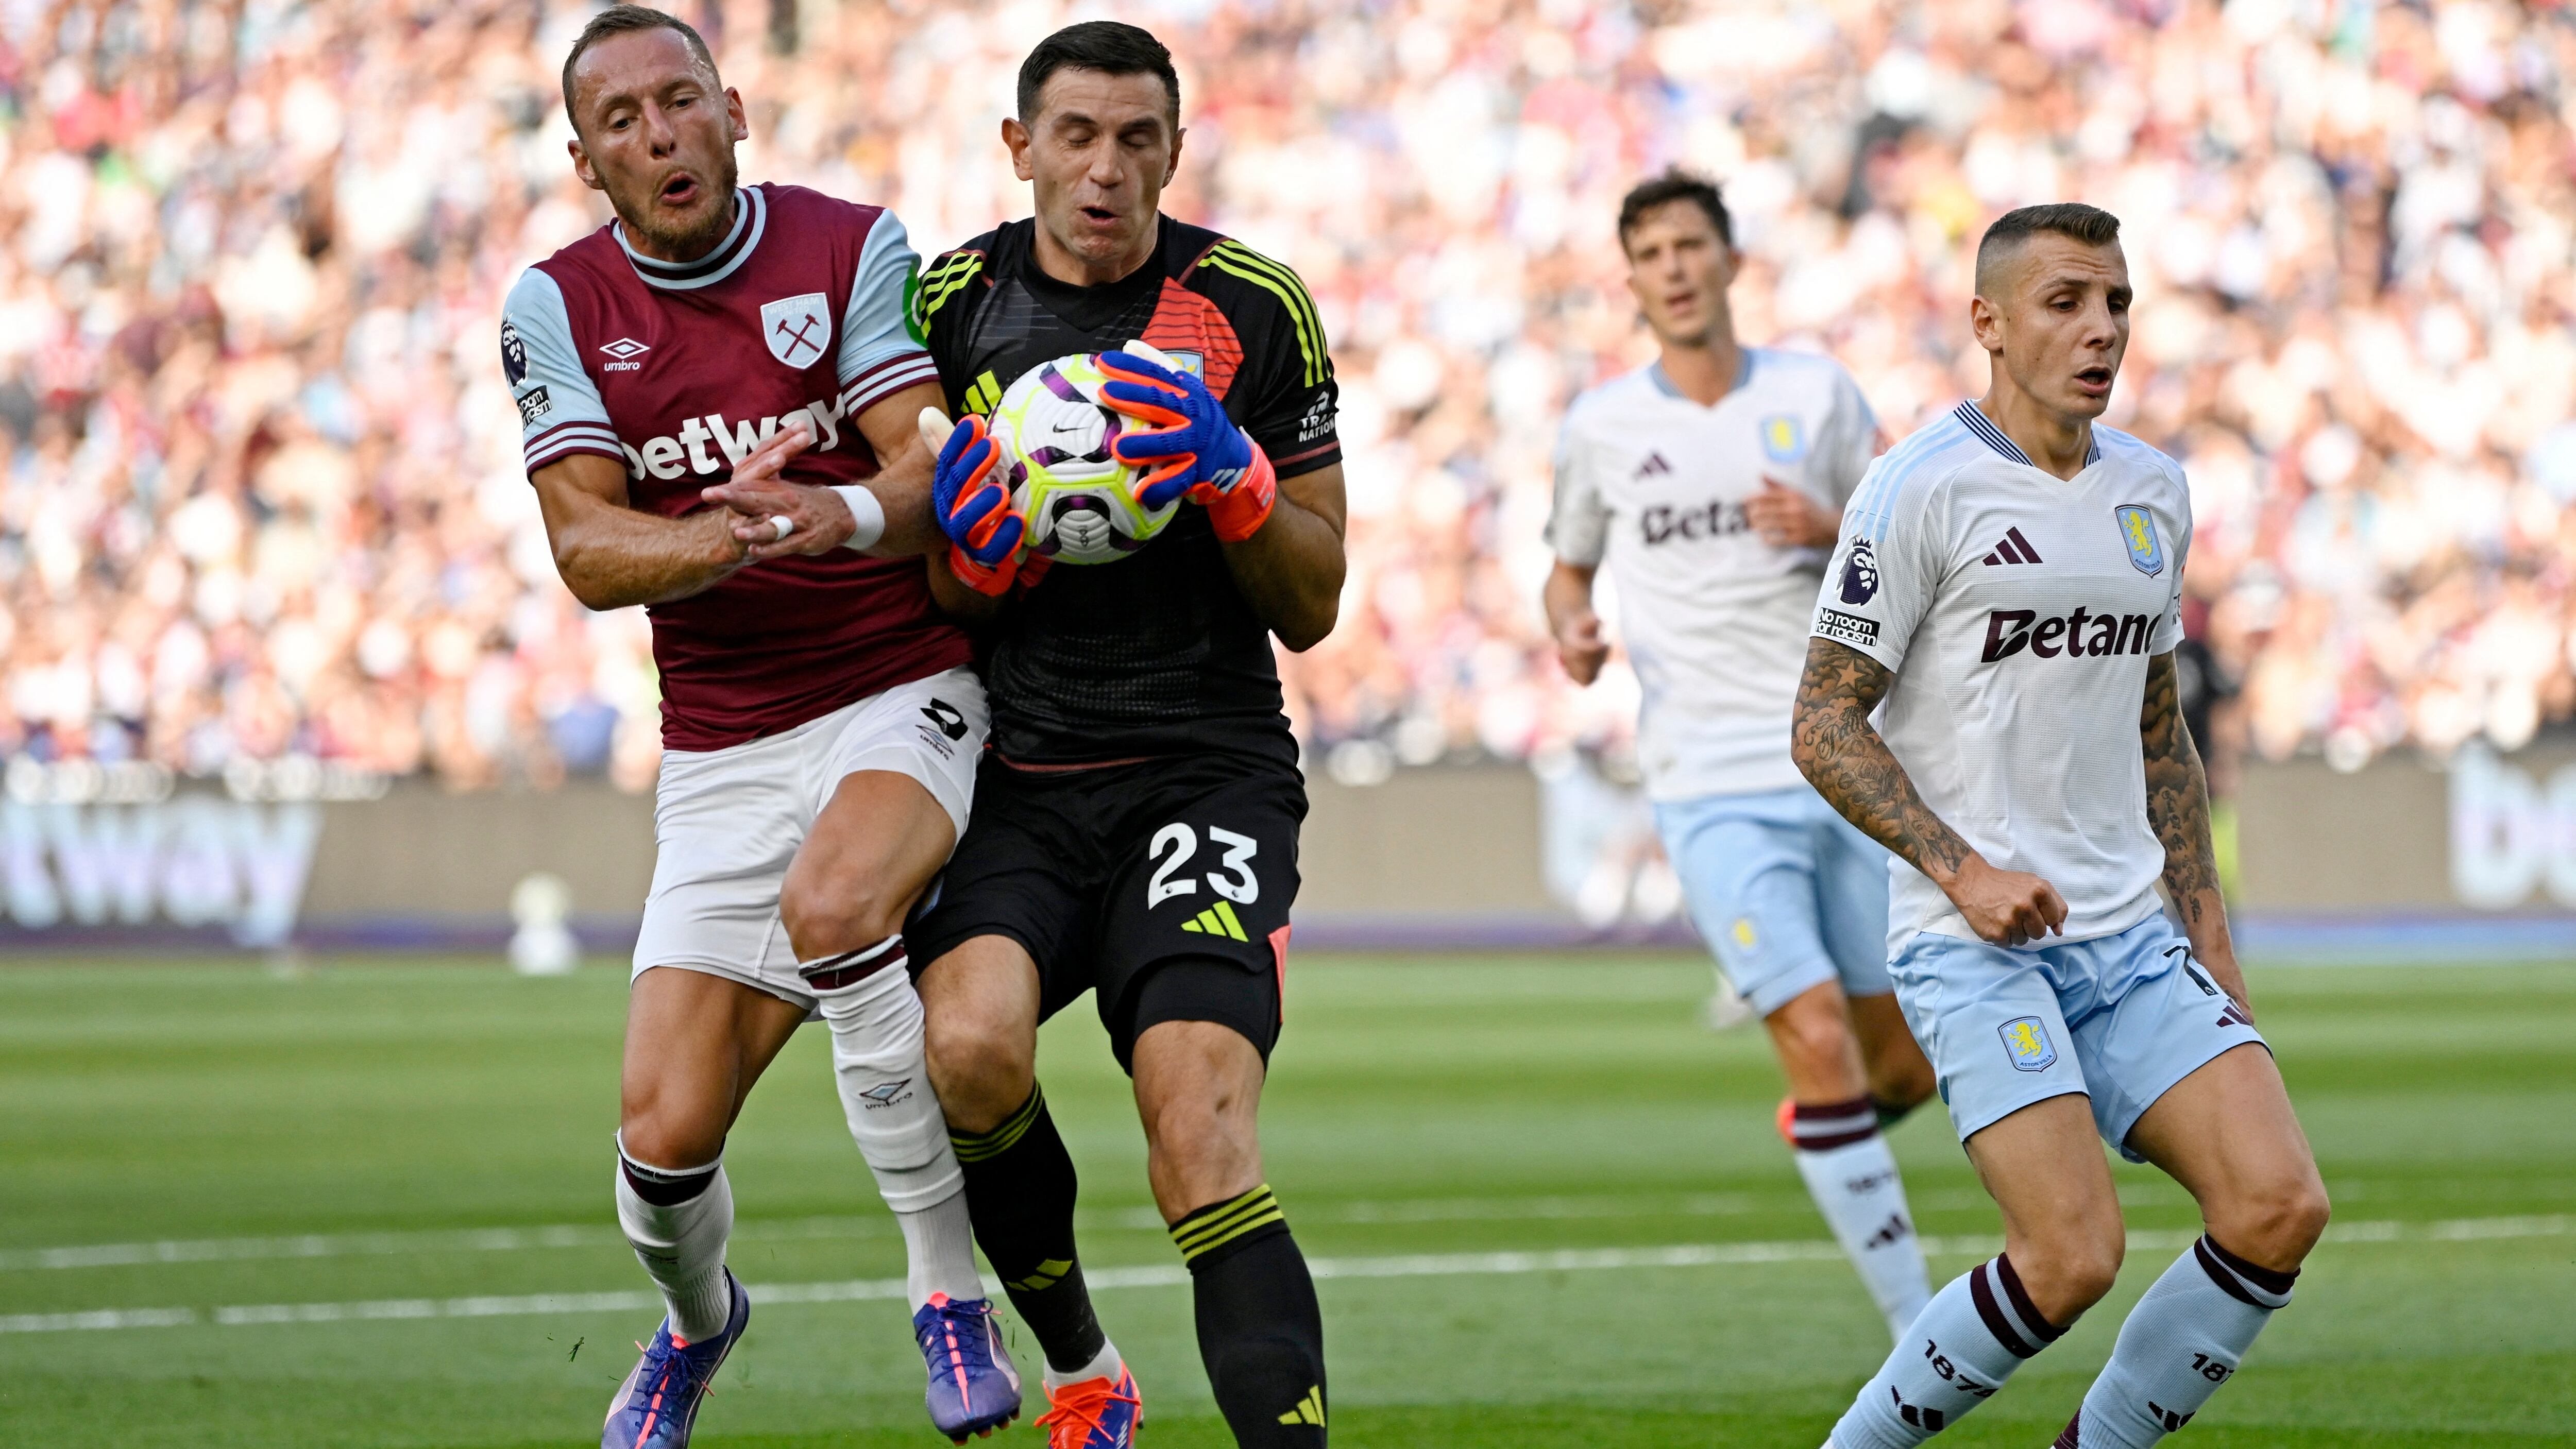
left=2, top=1214, right=2563, bottom=1339
left=0, top=1193, right=1836, bottom=1273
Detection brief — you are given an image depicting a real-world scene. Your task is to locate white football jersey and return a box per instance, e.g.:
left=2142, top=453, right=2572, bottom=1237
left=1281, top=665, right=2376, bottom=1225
left=1547, top=350, right=1879, bottom=800
left=1811, top=402, right=2190, bottom=949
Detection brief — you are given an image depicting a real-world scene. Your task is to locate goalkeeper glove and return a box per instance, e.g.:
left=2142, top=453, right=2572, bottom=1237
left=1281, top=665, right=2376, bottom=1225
left=1098, top=345, right=1278, bottom=543
left=927, top=411, right=1026, bottom=595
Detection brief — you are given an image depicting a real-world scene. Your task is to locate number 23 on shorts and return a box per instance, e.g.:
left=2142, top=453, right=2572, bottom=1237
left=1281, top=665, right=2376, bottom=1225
left=1145, top=822, right=1261, bottom=910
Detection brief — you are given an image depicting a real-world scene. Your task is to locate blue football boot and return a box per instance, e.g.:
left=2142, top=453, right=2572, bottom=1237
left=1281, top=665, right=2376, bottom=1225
left=913, top=1292, right=1023, bottom=1442
left=601, top=1270, right=749, bottom=1449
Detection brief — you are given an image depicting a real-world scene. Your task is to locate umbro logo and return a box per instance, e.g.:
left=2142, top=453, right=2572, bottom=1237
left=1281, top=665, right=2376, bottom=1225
left=1982, top=527, right=2043, bottom=565
left=857, top=1079, right=911, bottom=1109
left=920, top=699, right=969, bottom=741
left=1635, top=451, right=1672, bottom=477
left=599, top=337, right=650, bottom=372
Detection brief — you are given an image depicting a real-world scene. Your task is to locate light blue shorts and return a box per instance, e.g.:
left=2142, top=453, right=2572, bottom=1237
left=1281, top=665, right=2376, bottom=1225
left=1654, top=786, right=1892, bottom=1017
left=1889, top=914, right=2269, bottom=1162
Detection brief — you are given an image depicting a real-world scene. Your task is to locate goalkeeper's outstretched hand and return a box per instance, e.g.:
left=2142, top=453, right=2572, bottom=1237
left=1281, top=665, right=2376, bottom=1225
left=925, top=407, right=1025, bottom=595
left=1098, top=345, right=1277, bottom=543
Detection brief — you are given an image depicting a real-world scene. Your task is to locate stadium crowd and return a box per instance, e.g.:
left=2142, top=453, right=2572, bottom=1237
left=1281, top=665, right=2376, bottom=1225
left=1, top=0, right=2571, bottom=792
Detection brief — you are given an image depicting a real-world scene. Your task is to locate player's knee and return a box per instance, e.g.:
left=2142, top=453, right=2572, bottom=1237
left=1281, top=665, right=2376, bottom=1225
left=777, top=874, right=906, bottom=962
left=2217, top=1171, right=2331, bottom=1271
left=1766, top=992, right=1859, bottom=1081
left=2015, top=1217, right=2125, bottom=1319
left=923, top=1009, right=1033, bottom=1127
left=618, top=1104, right=726, bottom=1174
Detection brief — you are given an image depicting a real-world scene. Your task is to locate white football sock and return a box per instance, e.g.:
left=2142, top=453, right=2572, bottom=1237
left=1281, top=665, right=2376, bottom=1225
left=2059, top=1236, right=2293, bottom=1447
left=1042, top=1336, right=1124, bottom=1390
left=807, top=940, right=985, bottom=1310
left=613, top=1138, right=735, bottom=1343
left=1788, top=1099, right=1934, bottom=1342
left=1829, top=1254, right=2063, bottom=1448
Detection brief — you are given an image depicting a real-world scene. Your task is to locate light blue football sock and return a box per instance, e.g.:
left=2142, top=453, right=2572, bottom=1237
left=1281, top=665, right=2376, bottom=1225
left=1829, top=1254, right=2063, bottom=1448
left=2055, top=1236, right=2293, bottom=1447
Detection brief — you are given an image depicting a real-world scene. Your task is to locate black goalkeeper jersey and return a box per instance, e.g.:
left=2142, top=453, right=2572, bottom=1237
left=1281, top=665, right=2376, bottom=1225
left=915, top=216, right=1341, bottom=767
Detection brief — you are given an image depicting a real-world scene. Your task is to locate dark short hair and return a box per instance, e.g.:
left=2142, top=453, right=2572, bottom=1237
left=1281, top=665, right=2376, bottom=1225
left=1018, top=21, right=1180, bottom=128
left=1975, top=202, right=2122, bottom=292
left=561, top=5, right=720, bottom=133
left=1617, top=171, right=1733, bottom=250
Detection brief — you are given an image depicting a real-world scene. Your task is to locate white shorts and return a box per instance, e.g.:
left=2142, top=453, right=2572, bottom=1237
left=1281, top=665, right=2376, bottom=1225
left=631, top=667, right=988, bottom=1012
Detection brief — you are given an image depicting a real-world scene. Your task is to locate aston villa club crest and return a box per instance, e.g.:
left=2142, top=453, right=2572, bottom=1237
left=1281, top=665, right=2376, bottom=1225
left=1759, top=413, right=1806, bottom=463
left=1998, top=1016, right=2057, bottom=1073
left=2115, top=503, right=2164, bottom=576
left=760, top=292, right=833, bottom=368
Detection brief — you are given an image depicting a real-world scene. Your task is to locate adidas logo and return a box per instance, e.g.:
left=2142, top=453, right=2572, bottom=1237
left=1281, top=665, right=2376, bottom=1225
left=2216, top=1001, right=2253, bottom=1029
left=1635, top=451, right=1673, bottom=477
left=1982, top=526, right=2043, bottom=565
left=1181, top=899, right=1251, bottom=941
left=1863, top=1212, right=1913, bottom=1249
left=1005, top=1257, right=1072, bottom=1293
left=1278, top=1386, right=1326, bottom=1427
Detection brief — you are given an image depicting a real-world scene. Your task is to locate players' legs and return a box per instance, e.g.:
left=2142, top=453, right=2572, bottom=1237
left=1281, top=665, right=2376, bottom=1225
left=617, top=967, right=808, bottom=1341
left=920, top=935, right=1118, bottom=1384
left=1828, top=1093, right=2120, bottom=1449
left=1850, top=992, right=1937, bottom=1115
left=779, top=767, right=984, bottom=1311
left=2056, top=1043, right=2328, bottom=1448
left=1665, top=790, right=1934, bottom=1342
left=1132, top=997, right=1324, bottom=1446
left=1766, top=982, right=1935, bottom=1341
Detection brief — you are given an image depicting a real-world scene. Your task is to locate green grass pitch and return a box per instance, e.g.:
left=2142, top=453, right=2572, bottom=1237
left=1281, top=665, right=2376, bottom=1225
left=2, top=954, right=2571, bottom=1447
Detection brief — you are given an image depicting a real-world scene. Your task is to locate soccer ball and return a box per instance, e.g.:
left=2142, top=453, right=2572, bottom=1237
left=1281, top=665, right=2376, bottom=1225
left=985, top=351, right=1179, bottom=566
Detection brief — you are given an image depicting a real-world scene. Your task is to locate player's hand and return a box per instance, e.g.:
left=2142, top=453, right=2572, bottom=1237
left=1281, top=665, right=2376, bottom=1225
left=1945, top=856, right=2070, bottom=948
left=701, top=414, right=852, bottom=561
left=1744, top=477, right=1840, bottom=549
left=1097, top=344, right=1277, bottom=542
left=927, top=409, right=1025, bottom=595
left=1554, top=609, right=1609, bottom=686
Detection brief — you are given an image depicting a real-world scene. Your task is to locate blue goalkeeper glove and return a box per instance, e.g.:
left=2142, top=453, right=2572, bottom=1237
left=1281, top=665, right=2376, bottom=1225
left=1098, top=346, right=1277, bottom=542
left=929, top=412, right=1025, bottom=595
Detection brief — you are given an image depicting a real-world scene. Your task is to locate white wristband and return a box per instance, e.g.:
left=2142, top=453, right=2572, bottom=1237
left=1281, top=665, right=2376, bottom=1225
left=831, top=485, right=885, bottom=552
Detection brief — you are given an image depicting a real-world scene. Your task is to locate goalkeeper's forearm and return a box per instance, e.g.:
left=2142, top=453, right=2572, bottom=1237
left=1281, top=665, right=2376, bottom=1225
left=1223, top=462, right=1347, bottom=653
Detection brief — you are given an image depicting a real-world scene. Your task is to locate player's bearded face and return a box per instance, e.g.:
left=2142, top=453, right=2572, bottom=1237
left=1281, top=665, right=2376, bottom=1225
left=568, top=30, right=748, bottom=262
left=1014, top=70, right=1182, bottom=271
left=1990, top=237, right=2131, bottom=419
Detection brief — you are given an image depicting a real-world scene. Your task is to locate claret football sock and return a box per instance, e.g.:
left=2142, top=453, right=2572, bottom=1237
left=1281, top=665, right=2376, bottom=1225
left=1789, top=1096, right=1934, bottom=1341
left=809, top=946, right=985, bottom=1309
left=2054, top=1235, right=2294, bottom=1448
left=1171, top=1185, right=1327, bottom=1445
left=1829, top=1253, right=2064, bottom=1449
left=613, top=1136, right=735, bottom=1343
left=951, top=1083, right=1107, bottom=1373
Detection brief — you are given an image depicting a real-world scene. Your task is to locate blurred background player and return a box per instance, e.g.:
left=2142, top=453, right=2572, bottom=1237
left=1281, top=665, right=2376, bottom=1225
left=904, top=22, right=1347, bottom=1449
left=501, top=8, right=1018, bottom=1445
left=1544, top=171, right=1936, bottom=1344
left=1793, top=204, right=2330, bottom=1449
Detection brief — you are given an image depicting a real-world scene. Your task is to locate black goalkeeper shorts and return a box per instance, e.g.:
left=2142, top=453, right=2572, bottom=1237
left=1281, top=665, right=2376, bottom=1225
left=908, top=749, right=1305, bottom=1071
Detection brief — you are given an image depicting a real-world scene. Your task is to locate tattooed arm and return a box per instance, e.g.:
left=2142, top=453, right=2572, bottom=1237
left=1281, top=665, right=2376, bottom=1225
left=2141, top=648, right=2247, bottom=1014
left=1792, top=637, right=2069, bottom=947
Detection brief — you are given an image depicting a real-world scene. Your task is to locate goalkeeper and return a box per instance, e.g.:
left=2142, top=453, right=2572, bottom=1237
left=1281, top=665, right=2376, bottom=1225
left=904, top=21, right=1345, bottom=1449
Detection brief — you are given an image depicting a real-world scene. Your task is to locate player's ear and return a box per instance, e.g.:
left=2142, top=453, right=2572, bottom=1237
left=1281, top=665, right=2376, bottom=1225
left=1969, top=293, right=2004, bottom=353
left=568, top=138, right=602, bottom=192
left=1165, top=125, right=1184, bottom=185
left=1003, top=116, right=1033, bottom=182
left=724, top=86, right=748, bottom=142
